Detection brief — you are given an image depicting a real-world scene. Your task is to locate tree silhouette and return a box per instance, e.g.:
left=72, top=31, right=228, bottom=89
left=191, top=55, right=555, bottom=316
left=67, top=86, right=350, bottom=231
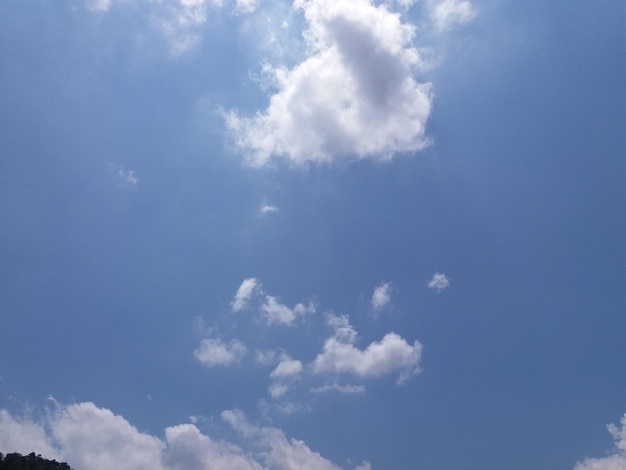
left=0, top=452, right=73, bottom=470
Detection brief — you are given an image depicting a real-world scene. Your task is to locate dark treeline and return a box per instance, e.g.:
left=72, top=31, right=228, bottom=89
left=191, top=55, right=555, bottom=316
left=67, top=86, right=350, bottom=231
left=0, top=453, right=73, bottom=470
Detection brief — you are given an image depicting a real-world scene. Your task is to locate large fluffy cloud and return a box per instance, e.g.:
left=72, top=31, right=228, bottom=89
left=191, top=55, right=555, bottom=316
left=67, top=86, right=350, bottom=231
left=312, top=314, right=422, bottom=384
left=574, top=413, right=626, bottom=470
left=226, top=0, right=433, bottom=166
left=0, top=402, right=360, bottom=470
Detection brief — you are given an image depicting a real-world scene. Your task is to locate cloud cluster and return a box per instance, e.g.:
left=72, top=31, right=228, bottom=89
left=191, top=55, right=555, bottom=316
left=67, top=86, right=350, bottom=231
left=574, top=413, right=626, bottom=470
left=312, top=314, right=422, bottom=384
left=0, top=402, right=360, bottom=470
left=231, top=278, right=316, bottom=326
left=196, top=279, right=424, bottom=399
left=226, top=0, right=434, bottom=166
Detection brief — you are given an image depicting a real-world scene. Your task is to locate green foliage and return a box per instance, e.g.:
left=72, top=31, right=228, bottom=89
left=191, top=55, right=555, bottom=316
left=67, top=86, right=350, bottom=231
left=0, top=452, right=73, bottom=470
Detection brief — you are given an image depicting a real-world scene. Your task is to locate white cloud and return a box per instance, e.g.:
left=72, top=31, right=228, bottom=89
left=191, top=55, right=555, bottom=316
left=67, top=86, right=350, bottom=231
left=86, top=0, right=260, bottom=55
left=0, top=402, right=346, bottom=470
left=222, top=409, right=342, bottom=470
left=234, top=0, right=259, bottom=14
left=269, top=356, right=303, bottom=399
left=255, top=349, right=278, bottom=365
left=0, top=410, right=60, bottom=460
left=232, top=277, right=260, bottom=312
left=371, top=282, right=392, bottom=311
left=194, top=338, right=248, bottom=366
left=49, top=403, right=166, bottom=470
left=154, top=0, right=210, bottom=55
left=312, top=314, right=422, bottom=384
left=164, top=424, right=262, bottom=470
left=575, top=413, right=626, bottom=470
left=117, top=165, right=139, bottom=186
left=261, top=296, right=316, bottom=326
left=427, top=272, right=450, bottom=291
left=311, top=383, right=366, bottom=394
left=88, top=0, right=114, bottom=12
left=226, top=0, right=433, bottom=167
left=270, top=357, right=304, bottom=379
left=260, top=201, right=279, bottom=215
left=427, top=0, right=476, bottom=32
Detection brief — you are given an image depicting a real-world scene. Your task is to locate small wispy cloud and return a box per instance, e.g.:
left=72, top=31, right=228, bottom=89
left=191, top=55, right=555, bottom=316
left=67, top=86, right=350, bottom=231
left=259, top=201, right=279, bottom=216
left=260, top=296, right=316, bottom=326
left=117, top=165, right=139, bottom=186
left=427, top=272, right=450, bottom=292
left=268, top=355, right=303, bottom=399
left=231, top=277, right=260, bottom=312
left=311, top=383, right=366, bottom=394
left=428, top=0, right=476, bottom=32
left=194, top=338, right=247, bottom=367
left=371, top=282, right=392, bottom=311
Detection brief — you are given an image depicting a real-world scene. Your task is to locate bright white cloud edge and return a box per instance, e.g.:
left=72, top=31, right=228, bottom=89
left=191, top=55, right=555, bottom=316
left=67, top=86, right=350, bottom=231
left=232, top=277, right=260, bottom=312
left=574, top=413, right=626, bottom=470
left=371, top=282, right=392, bottom=311
left=427, top=272, right=449, bottom=291
left=226, top=0, right=434, bottom=167
left=313, top=314, right=422, bottom=384
left=0, top=402, right=371, bottom=470
left=194, top=338, right=248, bottom=367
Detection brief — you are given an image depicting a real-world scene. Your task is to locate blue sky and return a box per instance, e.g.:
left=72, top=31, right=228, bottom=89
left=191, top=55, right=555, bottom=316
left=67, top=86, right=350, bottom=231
left=0, top=1, right=625, bottom=469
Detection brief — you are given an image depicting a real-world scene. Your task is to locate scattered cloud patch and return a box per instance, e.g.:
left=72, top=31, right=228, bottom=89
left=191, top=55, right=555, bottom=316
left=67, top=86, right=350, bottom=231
left=259, top=201, right=279, bottom=215
left=268, top=355, right=303, bottom=399
left=427, top=0, right=476, bottom=32
left=261, top=296, right=316, bottom=326
left=270, top=356, right=304, bottom=379
left=194, top=338, right=248, bottom=367
left=371, top=282, right=392, bottom=311
left=234, top=0, right=259, bottom=14
left=88, top=0, right=114, bottom=12
left=86, top=0, right=260, bottom=55
left=427, top=272, right=449, bottom=291
left=117, top=165, right=139, bottom=186
left=312, top=314, right=422, bottom=384
left=311, top=383, right=367, bottom=394
left=155, top=0, right=211, bottom=55
left=225, top=0, right=434, bottom=167
left=222, top=409, right=342, bottom=470
left=255, top=349, right=278, bottom=366
left=574, top=413, right=626, bottom=470
left=232, top=277, right=261, bottom=312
